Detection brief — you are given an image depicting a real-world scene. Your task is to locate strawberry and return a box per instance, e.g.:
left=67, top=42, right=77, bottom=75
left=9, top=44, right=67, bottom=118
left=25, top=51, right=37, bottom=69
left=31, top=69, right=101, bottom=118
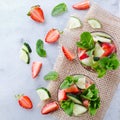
left=27, top=5, right=44, bottom=23
left=41, top=101, right=59, bottom=114
left=102, top=43, right=116, bottom=57
left=72, top=0, right=90, bottom=10
left=64, top=85, right=79, bottom=93
left=78, top=48, right=88, bottom=60
left=32, top=62, right=42, bottom=78
left=85, top=83, right=91, bottom=89
left=58, top=90, right=68, bottom=101
left=62, top=46, right=75, bottom=61
left=83, top=100, right=89, bottom=107
left=16, top=94, right=33, bottom=109
left=45, top=29, right=60, bottom=43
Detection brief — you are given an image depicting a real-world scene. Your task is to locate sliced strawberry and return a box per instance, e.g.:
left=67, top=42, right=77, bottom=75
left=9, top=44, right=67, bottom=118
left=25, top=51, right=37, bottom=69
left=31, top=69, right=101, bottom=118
left=32, top=62, right=42, bottom=78
left=64, top=85, right=79, bottom=93
left=41, top=101, right=59, bottom=114
left=62, top=46, right=75, bottom=61
left=72, top=0, right=90, bottom=10
left=78, top=48, right=88, bottom=60
left=58, top=90, right=68, bottom=101
left=28, top=5, right=44, bottom=23
left=85, top=83, right=91, bottom=89
left=45, top=29, right=60, bottom=43
left=16, top=94, right=33, bottom=109
left=102, top=43, right=116, bottom=57
left=83, top=100, right=89, bottom=108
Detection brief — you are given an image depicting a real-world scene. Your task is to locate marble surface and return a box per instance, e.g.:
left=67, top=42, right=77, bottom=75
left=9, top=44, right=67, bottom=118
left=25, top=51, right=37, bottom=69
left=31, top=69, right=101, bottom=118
left=0, top=0, right=120, bottom=120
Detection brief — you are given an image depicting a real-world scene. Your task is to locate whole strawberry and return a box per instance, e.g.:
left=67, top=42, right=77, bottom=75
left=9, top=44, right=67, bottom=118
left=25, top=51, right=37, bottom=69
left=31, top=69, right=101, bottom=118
left=27, top=5, right=44, bottom=23
left=16, top=94, right=33, bottom=109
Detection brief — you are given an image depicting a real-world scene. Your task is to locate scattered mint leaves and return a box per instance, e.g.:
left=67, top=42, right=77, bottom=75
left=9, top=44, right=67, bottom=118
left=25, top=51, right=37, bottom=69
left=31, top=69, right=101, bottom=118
left=51, top=3, right=67, bottom=16
left=60, top=99, right=74, bottom=116
left=36, top=39, right=47, bottom=57
left=60, top=76, right=79, bottom=89
left=44, top=71, right=59, bottom=81
left=76, top=32, right=95, bottom=50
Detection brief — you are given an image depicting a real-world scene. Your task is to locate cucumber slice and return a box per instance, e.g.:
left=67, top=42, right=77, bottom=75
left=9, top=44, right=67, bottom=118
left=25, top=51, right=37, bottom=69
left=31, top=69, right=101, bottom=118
left=68, top=16, right=82, bottom=29
left=88, top=18, right=102, bottom=29
left=94, top=42, right=104, bottom=57
left=81, top=57, right=93, bottom=66
left=22, top=42, right=32, bottom=53
left=73, top=104, right=87, bottom=116
left=91, top=32, right=111, bottom=39
left=76, top=75, right=86, bottom=89
left=36, top=87, right=51, bottom=101
left=20, top=49, right=30, bottom=64
left=93, top=36, right=111, bottom=43
left=67, top=93, right=82, bottom=104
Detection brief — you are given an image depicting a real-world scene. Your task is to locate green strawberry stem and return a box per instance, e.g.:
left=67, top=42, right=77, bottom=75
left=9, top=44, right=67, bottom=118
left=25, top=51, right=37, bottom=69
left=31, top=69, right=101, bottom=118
left=15, top=94, right=24, bottom=100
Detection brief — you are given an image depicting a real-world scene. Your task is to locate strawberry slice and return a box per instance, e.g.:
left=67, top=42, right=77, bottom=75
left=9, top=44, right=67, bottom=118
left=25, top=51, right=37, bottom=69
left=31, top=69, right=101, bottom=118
left=72, top=0, right=90, bottom=10
left=102, top=43, right=116, bottom=57
left=41, top=101, right=59, bottom=114
left=83, top=100, right=89, bottom=107
left=16, top=94, right=33, bottom=109
left=27, top=5, right=44, bottom=23
left=32, top=62, right=42, bottom=78
left=78, top=48, right=88, bottom=60
left=62, top=46, right=75, bottom=61
left=58, top=90, right=68, bottom=101
left=64, top=85, right=79, bottom=93
left=45, top=29, right=60, bottom=43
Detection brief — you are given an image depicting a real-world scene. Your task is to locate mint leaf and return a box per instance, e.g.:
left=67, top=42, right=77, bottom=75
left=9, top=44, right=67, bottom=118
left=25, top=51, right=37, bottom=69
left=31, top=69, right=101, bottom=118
left=60, top=76, right=79, bottom=89
left=76, top=32, right=95, bottom=50
left=60, top=99, right=74, bottom=116
left=92, top=53, right=120, bottom=78
left=89, top=97, right=100, bottom=116
left=44, top=71, right=59, bottom=81
left=52, top=3, right=67, bottom=16
left=36, top=39, right=47, bottom=57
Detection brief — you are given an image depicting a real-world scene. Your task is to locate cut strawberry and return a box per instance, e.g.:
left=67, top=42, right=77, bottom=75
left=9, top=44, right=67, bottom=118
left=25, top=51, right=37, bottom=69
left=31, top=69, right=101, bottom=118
left=62, top=46, right=75, bottom=61
left=32, top=62, right=42, bottom=78
left=78, top=48, right=88, bottom=60
left=41, top=101, right=59, bottom=114
left=83, top=100, right=89, bottom=108
left=72, top=0, right=90, bottom=10
left=58, top=90, right=68, bottom=101
left=102, top=43, right=116, bottom=57
left=27, top=5, right=44, bottom=23
left=16, top=94, right=33, bottom=109
left=64, top=85, right=79, bottom=93
left=45, top=29, right=60, bottom=43
left=85, top=83, right=91, bottom=89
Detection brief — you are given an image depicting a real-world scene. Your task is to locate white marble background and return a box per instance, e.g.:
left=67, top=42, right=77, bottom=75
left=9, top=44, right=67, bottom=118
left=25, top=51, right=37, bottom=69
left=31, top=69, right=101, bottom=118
left=0, top=0, right=120, bottom=120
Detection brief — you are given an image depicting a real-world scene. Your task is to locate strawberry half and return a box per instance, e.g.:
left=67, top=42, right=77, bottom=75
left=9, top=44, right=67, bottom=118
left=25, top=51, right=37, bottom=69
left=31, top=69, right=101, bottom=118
left=62, top=46, right=75, bottom=61
left=83, top=100, right=89, bottom=108
left=102, top=43, right=116, bottom=57
left=32, top=62, right=42, bottom=79
left=72, top=0, right=90, bottom=10
left=78, top=48, right=88, bottom=60
left=45, top=29, right=60, bottom=43
left=16, top=94, right=33, bottom=109
left=64, top=85, right=79, bottom=93
left=58, top=90, right=68, bottom=101
left=41, top=101, right=59, bottom=114
left=27, top=5, right=44, bottom=23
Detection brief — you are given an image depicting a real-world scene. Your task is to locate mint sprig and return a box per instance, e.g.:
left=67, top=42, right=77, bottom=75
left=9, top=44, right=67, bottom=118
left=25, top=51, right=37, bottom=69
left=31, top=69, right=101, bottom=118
left=76, top=32, right=95, bottom=50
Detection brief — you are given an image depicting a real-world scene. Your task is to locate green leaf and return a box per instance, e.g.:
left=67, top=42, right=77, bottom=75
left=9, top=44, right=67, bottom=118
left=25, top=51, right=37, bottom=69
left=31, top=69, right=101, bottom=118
left=89, top=97, right=100, bottom=116
left=36, top=39, right=47, bottom=57
left=44, top=71, right=59, bottom=81
left=51, top=3, right=67, bottom=16
left=76, top=32, right=95, bottom=50
left=60, top=76, right=79, bottom=89
left=60, top=99, right=74, bottom=116
left=92, top=53, right=120, bottom=78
